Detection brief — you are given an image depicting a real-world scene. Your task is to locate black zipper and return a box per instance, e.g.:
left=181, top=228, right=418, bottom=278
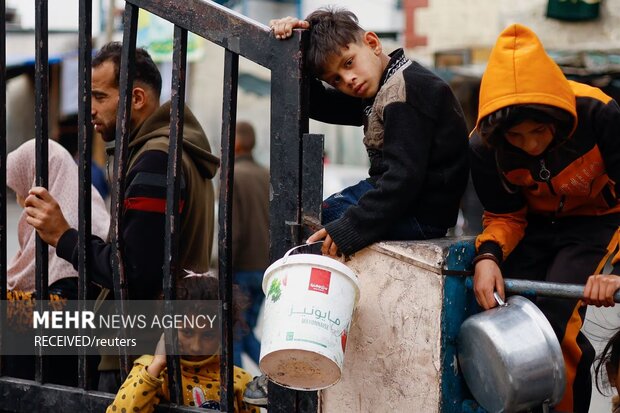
left=539, top=159, right=556, bottom=196
left=539, top=158, right=566, bottom=213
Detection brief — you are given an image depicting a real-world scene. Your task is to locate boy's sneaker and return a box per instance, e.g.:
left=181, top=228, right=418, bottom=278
left=243, top=375, right=269, bottom=407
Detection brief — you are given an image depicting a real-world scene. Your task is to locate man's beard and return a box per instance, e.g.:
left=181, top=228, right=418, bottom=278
left=100, top=125, right=116, bottom=143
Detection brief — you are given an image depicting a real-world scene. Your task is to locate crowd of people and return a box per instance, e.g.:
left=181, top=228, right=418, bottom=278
left=6, top=6, right=620, bottom=413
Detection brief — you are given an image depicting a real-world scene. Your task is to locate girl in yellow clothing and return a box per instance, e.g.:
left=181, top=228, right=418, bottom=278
left=107, top=274, right=259, bottom=413
left=107, top=354, right=257, bottom=412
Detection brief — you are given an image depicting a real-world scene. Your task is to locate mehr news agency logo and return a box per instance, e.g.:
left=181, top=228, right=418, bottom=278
left=1, top=300, right=220, bottom=355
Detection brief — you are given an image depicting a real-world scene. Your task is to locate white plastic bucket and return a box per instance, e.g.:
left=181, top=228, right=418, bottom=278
left=259, top=245, right=360, bottom=390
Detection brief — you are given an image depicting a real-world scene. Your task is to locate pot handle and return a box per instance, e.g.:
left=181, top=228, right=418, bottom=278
left=493, top=292, right=508, bottom=307
left=282, top=241, right=324, bottom=261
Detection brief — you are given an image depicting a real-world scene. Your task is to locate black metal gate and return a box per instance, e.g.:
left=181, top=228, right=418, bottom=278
left=0, top=0, right=322, bottom=411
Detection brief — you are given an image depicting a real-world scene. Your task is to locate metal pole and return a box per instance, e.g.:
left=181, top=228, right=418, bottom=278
left=465, top=277, right=620, bottom=302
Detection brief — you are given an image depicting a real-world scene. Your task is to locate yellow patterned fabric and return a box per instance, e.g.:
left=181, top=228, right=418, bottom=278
left=107, top=354, right=259, bottom=413
left=6, top=289, right=67, bottom=333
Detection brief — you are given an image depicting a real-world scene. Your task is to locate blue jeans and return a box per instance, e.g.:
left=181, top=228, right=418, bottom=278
left=321, top=179, right=447, bottom=240
left=233, top=270, right=264, bottom=367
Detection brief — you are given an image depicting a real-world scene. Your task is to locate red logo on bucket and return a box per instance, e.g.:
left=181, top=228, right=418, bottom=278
left=308, top=268, right=331, bottom=294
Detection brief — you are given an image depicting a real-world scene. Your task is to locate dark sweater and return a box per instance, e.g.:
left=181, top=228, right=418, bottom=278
left=57, top=102, right=219, bottom=299
left=310, top=49, right=469, bottom=255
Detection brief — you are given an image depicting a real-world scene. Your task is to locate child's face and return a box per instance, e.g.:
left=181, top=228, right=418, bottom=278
left=319, top=31, right=388, bottom=99
left=178, top=327, right=219, bottom=360
left=504, top=120, right=555, bottom=156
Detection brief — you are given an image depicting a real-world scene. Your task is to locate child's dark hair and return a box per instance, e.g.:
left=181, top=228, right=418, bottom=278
left=595, top=329, right=620, bottom=395
left=478, top=104, right=573, bottom=148
left=305, top=7, right=365, bottom=77
left=176, top=274, right=249, bottom=328
left=93, top=41, right=162, bottom=98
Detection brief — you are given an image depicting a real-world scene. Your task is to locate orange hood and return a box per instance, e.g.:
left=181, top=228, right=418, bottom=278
left=475, top=24, right=577, bottom=131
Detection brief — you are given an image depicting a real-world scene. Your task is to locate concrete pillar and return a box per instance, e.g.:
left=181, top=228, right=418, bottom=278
left=321, top=239, right=475, bottom=412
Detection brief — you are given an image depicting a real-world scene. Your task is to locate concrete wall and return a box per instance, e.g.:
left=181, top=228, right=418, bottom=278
left=321, top=240, right=451, bottom=412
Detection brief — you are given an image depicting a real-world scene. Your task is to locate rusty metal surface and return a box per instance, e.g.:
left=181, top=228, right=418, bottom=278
left=267, top=29, right=308, bottom=259
left=0, top=0, right=6, bottom=298
left=301, top=133, right=324, bottom=240
left=0, top=0, right=6, bottom=377
left=77, top=0, right=93, bottom=390
left=111, top=2, right=139, bottom=378
left=128, top=0, right=276, bottom=68
left=34, top=0, right=49, bottom=304
left=267, top=29, right=319, bottom=413
left=34, top=0, right=49, bottom=385
left=77, top=0, right=93, bottom=301
left=0, top=377, right=114, bottom=412
left=218, top=48, right=239, bottom=413
left=163, top=24, right=188, bottom=405
left=0, top=376, right=214, bottom=412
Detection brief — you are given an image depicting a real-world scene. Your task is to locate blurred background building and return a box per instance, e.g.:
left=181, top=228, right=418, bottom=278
left=5, top=0, right=620, bottom=165
left=5, top=0, right=620, bottom=178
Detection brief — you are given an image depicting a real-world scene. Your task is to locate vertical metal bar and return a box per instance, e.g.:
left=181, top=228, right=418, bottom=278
left=0, top=0, right=7, bottom=376
left=34, top=0, right=49, bottom=384
left=77, top=0, right=93, bottom=390
left=268, top=30, right=319, bottom=413
left=441, top=241, right=477, bottom=413
left=34, top=0, right=50, bottom=300
left=110, top=3, right=138, bottom=378
left=77, top=0, right=93, bottom=309
left=163, top=24, right=187, bottom=405
left=219, top=49, right=238, bottom=413
left=268, top=31, right=308, bottom=259
left=301, top=133, right=324, bottom=240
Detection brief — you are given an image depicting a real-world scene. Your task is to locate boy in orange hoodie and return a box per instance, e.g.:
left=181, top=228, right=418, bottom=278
left=470, top=24, right=620, bottom=412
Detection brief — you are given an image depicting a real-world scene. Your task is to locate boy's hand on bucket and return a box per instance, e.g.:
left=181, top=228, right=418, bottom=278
left=307, top=228, right=341, bottom=257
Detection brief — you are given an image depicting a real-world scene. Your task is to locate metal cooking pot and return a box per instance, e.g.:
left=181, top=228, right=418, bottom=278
left=458, top=294, right=565, bottom=413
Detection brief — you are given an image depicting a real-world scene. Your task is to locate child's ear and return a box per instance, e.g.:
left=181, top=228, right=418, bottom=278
left=363, top=31, right=382, bottom=55
left=607, top=361, right=618, bottom=387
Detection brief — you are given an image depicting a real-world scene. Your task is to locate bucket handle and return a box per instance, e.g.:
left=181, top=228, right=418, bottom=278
left=283, top=241, right=324, bottom=262
left=493, top=292, right=508, bottom=307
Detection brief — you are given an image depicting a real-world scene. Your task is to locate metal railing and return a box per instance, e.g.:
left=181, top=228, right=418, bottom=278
left=0, top=0, right=321, bottom=411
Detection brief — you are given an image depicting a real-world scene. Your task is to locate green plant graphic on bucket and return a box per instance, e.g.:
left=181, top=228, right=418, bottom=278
left=267, top=278, right=282, bottom=302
